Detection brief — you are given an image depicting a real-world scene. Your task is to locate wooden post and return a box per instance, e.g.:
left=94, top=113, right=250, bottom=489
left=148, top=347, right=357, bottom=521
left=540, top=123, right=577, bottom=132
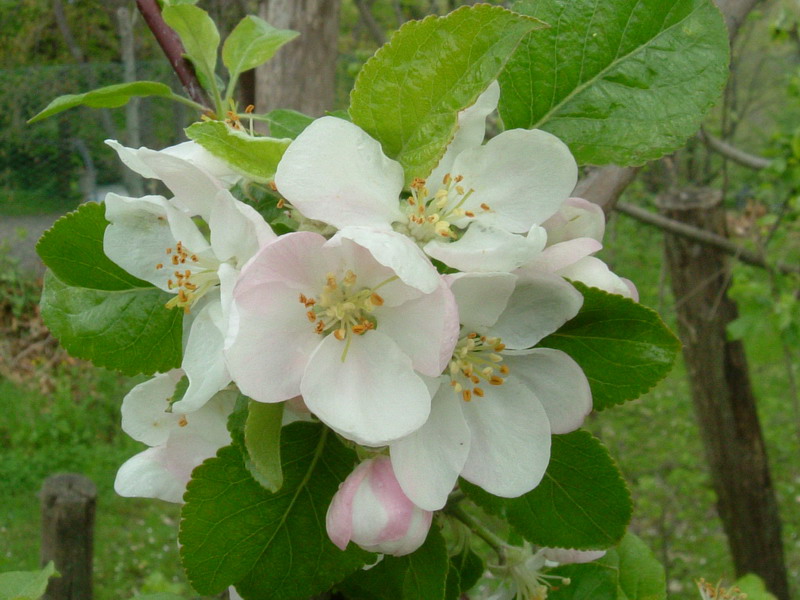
left=659, top=188, right=790, bottom=600
left=40, top=473, right=97, bottom=600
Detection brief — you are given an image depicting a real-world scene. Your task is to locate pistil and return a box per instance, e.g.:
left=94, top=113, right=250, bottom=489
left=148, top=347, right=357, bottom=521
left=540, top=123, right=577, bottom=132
left=448, top=332, right=509, bottom=401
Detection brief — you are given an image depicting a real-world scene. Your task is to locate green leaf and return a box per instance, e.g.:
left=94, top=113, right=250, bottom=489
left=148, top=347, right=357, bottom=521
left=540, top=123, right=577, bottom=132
left=338, top=527, right=449, bottom=600
left=547, top=555, right=620, bottom=600
left=245, top=401, right=284, bottom=492
left=500, top=0, right=730, bottom=165
left=180, top=423, right=371, bottom=598
left=28, top=81, right=174, bottom=123
left=539, top=284, right=680, bottom=411
left=0, top=561, right=58, bottom=600
left=162, top=4, right=220, bottom=94
left=223, top=16, right=298, bottom=78
left=186, top=121, right=291, bottom=183
left=41, top=272, right=183, bottom=376
left=449, top=546, right=484, bottom=596
left=129, top=595, right=186, bottom=600
left=349, top=5, right=544, bottom=186
left=616, top=534, right=666, bottom=600
left=462, top=430, right=631, bottom=549
left=36, top=203, right=149, bottom=291
left=255, top=109, right=314, bottom=139
left=734, top=574, right=778, bottom=600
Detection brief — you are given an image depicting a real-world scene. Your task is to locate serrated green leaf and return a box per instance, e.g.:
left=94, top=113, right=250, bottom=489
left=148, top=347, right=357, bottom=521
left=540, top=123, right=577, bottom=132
left=449, top=546, right=483, bottom=596
left=223, top=16, right=298, bottom=79
left=500, top=0, right=729, bottom=165
left=547, top=556, right=620, bottom=600
left=616, top=534, right=666, bottom=600
left=28, top=81, right=174, bottom=123
left=539, top=283, right=680, bottom=410
left=444, top=565, right=460, bottom=600
left=462, top=430, right=631, bottom=549
left=162, top=4, right=220, bottom=95
left=349, top=5, right=544, bottom=186
left=245, top=401, right=284, bottom=492
left=41, top=271, right=183, bottom=376
left=734, top=574, right=778, bottom=600
left=180, top=423, right=371, bottom=599
left=186, top=121, right=290, bottom=183
left=36, top=203, right=149, bottom=291
left=254, top=109, right=314, bottom=139
left=338, top=527, right=449, bottom=600
left=0, top=561, right=58, bottom=600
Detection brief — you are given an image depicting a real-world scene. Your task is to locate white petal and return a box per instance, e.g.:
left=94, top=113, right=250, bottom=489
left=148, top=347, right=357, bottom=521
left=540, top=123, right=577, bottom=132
left=491, top=272, right=583, bottom=349
left=452, top=129, right=578, bottom=233
left=332, top=227, right=441, bottom=295
left=226, top=281, right=319, bottom=403
left=173, top=299, right=230, bottom=413
left=234, top=231, right=328, bottom=293
left=447, top=272, right=516, bottom=331
left=301, top=331, right=431, bottom=446
left=427, top=81, right=500, bottom=187
left=105, top=139, right=159, bottom=179
left=209, top=190, right=275, bottom=266
left=525, top=238, right=602, bottom=274
left=374, top=277, right=459, bottom=376
left=503, top=348, right=591, bottom=434
left=460, top=376, right=551, bottom=497
left=161, top=140, right=241, bottom=187
left=542, top=548, right=607, bottom=565
left=275, top=116, right=404, bottom=229
left=424, top=222, right=546, bottom=273
left=558, top=257, right=636, bottom=298
left=391, top=385, right=470, bottom=510
left=120, top=371, right=185, bottom=445
left=542, top=197, right=606, bottom=244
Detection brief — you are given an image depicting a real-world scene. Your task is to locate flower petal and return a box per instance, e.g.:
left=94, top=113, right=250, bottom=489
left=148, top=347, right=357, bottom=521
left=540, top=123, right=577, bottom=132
left=452, top=129, right=578, bottom=233
left=121, top=371, right=185, bottom=445
left=301, top=331, right=431, bottom=446
left=275, top=116, right=404, bottom=229
left=424, top=222, right=546, bottom=273
left=427, top=81, right=500, bottom=187
left=446, top=272, right=516, bottom=331
left=209, top=190, right=275, bottom=266
left=524, top=238, right=602, bottom=274
left=503, top=348, right=591, bottom=434
left=491, top=271, right=583, bottom=349
left=459, top=376, right=551, bottom=497
left=558, top=256, right=637, bottom=299
left=542, top=197, right=605, bottom=244
left=391, top=384, right=470, bottom=510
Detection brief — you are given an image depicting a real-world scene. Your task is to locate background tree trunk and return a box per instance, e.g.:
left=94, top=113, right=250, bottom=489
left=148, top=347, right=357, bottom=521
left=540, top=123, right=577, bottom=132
left=659, top=188, right=790, bottom=600
left=255, top=0, right=341, bottom=119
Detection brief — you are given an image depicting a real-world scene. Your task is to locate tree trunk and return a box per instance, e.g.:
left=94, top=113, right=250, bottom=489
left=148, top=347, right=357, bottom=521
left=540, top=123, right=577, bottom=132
left=659, top=188, right=790, bottom=600
left=255, top=0, right=341, bottom=119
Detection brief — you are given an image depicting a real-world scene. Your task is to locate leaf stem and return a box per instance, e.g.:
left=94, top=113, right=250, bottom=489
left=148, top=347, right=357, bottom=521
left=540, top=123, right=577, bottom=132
left=446, top=504, right=507, bottom=563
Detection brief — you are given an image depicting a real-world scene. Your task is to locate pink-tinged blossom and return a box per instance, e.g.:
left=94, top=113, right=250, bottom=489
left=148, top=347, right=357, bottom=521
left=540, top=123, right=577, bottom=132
left=326, top=457, right=432, bottom=556
left=114, top=371, right=235, bottom=503
left=225, top=227, right=459, bottom=447
left=273, top=82, right=577, bottom=273
left=523, top=197, right=639, bottom=300
left=390, top=271, right=591, bottom=511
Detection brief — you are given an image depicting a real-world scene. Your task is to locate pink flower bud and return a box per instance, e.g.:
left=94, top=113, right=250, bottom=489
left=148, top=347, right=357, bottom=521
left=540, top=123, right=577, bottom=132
left=326, top=456, right=433, bottom=556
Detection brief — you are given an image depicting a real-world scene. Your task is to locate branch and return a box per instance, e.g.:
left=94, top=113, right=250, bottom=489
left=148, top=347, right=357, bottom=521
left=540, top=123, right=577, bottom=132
left=715, top=0, right=765, bottom=42
left=135, top=0, right=211, bottom=111
left=354, top=0, right=386, bottom=46
left=573, top=166, right=639, bottom=215
left=614, top=201, right=800, bottom=276
left=700, top=129, right=771, bottom=170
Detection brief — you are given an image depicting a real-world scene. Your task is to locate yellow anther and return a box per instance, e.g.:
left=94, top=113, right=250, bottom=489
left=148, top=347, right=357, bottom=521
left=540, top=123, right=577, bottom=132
left=456, top=185, right=465, bottom=195
left=306, top=310, right=316, bottom=322
left=370, top=292, right=384, bottom=306
left=489, top=376, right=504, bottom=386
left=473, top=387, right=485, bottom=397
left=333, top=328, right=346, bottom=341
left=500, top=365, right=510, bottom=375
left=443, top=173, right=452, bottom=185
left=178, top=415, right=188, bottom=427
left=480, top=203, right=491, bottom=211
left=156, top=263, right=163, bottom=270
left=462, top=389, right=472, bottom=402
left=465, top=211, right=475, bottom=218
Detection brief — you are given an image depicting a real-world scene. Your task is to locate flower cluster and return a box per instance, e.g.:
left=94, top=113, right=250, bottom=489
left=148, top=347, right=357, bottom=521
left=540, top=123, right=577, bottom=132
left=107, top=82, right=635, bottom=557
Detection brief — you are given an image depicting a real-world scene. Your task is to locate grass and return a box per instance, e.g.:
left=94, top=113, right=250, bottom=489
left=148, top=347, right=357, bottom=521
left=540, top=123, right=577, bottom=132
left=1, top=206, right=797, bottom=599
left=0, top=188, right=78, bottom=217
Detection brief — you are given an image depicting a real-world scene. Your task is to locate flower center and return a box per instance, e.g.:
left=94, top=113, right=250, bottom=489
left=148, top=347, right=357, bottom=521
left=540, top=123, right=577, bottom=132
left=157, top=241, right=220, bottom=313
left=448, top=332, right=508, bottom=402
left=394, top=173, right=492, bottom=244
left=300, top=271, right=396, bottom=359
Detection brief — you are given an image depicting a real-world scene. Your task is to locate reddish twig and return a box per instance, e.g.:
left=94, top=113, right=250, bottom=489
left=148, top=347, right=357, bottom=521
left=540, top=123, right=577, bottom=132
left=135, top=0, right=212, bottom=112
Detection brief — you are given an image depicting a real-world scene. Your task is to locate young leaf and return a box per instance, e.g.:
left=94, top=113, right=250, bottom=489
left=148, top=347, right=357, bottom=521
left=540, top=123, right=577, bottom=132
left=28, top=81, right=174, bottom=123
left=41, top=272, right=183, bottom=376
left=539, top=283, right=681, bottom=411
left=185, top=121, right=291, bottom=183
left=254, top=109, right=314, bottom=139
left=616, top=533, right=667, bottom=600
left=499, top=0, right=730, bottom=166
left=180, top=423, right=371, bottom=599
left=36, top=203, right=150, bottom=291
left=37, top=204, right=183, bottom=376
left=245, top=401, right=284, bottom=492
left=337, top=527, right=450, bottom=600
left=349, top=4, right=544, bottom=186
left=0, top=561, right=58, bottom=600
left=462, top=430, right=631, bottom=550
left=223, top=16, right=298, bottom=80
left=162, top=4, right=220, bottom=96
